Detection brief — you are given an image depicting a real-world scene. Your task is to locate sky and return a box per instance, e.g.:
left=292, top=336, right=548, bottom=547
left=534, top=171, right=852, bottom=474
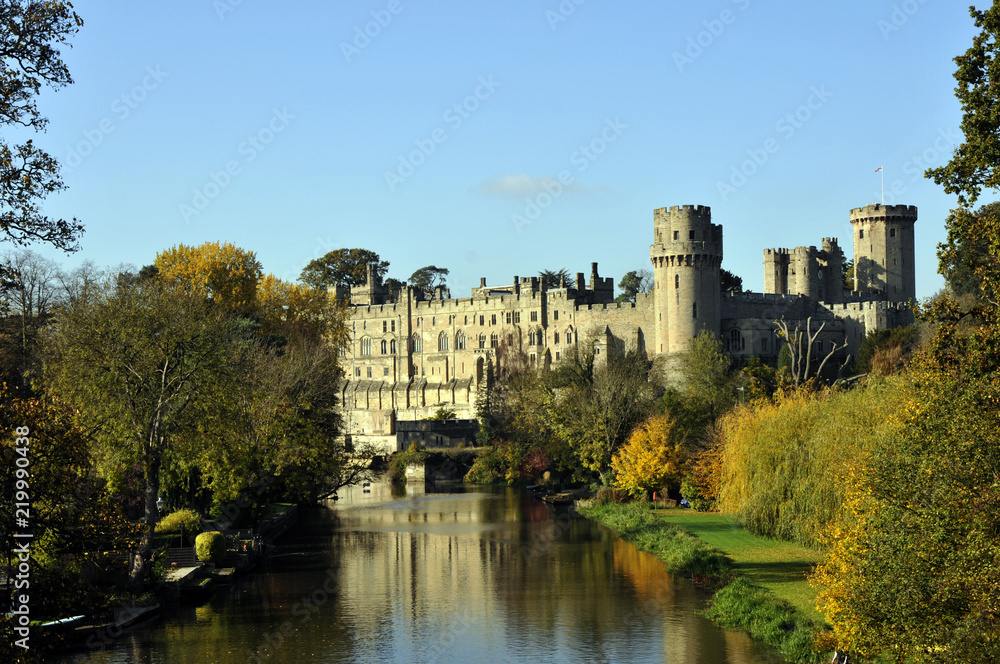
left=15, top=0, right=989, bottom=299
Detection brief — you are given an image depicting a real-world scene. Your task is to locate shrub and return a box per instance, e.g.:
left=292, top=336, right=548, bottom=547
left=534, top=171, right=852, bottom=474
left=680, top=476, right=714, bottom=511
left=594, top=486, right=632, bottom=504
left=464, top=447, right=506, bottom=484
left=155, top=508, right=202, bottom=536
left=195, top=531, right=226, bottom=564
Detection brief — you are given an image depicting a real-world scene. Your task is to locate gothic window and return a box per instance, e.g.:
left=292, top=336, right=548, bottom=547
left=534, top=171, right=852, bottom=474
left=478, top=334, right=487, bottom=349
left=361, top=338, right=372, bottom=356
left=529, top=330, right=537, bottom=345
left=554, top=332, right=560, bottom=344
left=412, top=334, right=422, bottom=353
left=490, top=333, right=499, bottom=348
left=438, top=331, right=449, bottom=351
left=390, top=339, right=397, bottom=354
left=566, top=328, right=573, bottom=345
left=456, top=331, right=466, bottom=350
left=380, top=340, right=387, bottom=354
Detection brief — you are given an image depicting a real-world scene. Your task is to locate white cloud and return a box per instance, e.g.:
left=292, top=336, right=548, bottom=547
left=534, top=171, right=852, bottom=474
left=477, top=173, right=606, bottom=198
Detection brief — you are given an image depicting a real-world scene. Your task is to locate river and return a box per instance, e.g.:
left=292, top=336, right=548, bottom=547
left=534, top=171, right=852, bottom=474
left=54, top=482, right=785, bottom=663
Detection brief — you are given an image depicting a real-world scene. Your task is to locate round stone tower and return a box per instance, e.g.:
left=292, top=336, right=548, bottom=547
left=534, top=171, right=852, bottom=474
left=849, top=204, right=917, bottom=302
left=650, top=205, right=723, bottom=354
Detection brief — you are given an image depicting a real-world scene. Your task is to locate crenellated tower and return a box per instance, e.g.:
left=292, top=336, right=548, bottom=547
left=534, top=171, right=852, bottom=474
left=650, top=205, right=723, bottom=354
left=850, top=204, right=917, bottom=302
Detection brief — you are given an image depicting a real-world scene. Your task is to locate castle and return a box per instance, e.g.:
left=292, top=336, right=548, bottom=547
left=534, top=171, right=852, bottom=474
left=339, top=203, right=916, bottom=450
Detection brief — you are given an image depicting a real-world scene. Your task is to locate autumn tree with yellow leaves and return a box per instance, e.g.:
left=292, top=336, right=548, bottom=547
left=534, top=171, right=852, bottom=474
left=611, top=414, right=685, bottom=499
left=154, top=241, right=262, bottom=312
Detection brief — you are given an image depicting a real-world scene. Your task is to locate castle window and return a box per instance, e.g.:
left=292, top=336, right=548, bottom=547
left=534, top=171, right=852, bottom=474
left=456, top=331, right=466, bottom=350
left=689, top=230, right=695, bottom=240
left=390, top=339, right=397, bottom=354
left=566, top=330, right=573, bottom=344
left=529, top=330, right=537, bottom=345
left=363, top=321, right=367, bottom=330
left=391, top=320, right=396, bottom=332
left=383, top=321, right=387, bottom=333
left=438, top=331, right=449, bottom=351
left=491, top=333, right=499, bottom=348
left=449, top=315, right=455, bottom=325
left=693, top=302, right=697, bottom=318
left=479, top=334, right=486, bottom=349
left=355, top=367, right=361, bottom=377
left=554, top=311, right=559, bottom=321
left=890, top=228, right=896, bottom=237
left=381, top=340, right=387, bottom=355
left=554, top=332, right=560, bottom=344
left=530, top=311, right=538, bottom=322
left=506, top=312, right=512, bottom=324
left=479, top=315, right=484, bottom=326
left=491, top=314, right=497, bottom=326
left=384, top=367, right=389, bottom=376
left=859, top=229, right=864, bottom=239
left=675, top=274, right=679, bottom=289
left=361, top=338, right=372, bottom=356
left=530, top=353, right=536, bottom=364
left=673, top=231, right=679, bottom=240
left=417, top=318, right=421, bottom=327
left=762, top=337, right=769, bottom=352
left=367, top=367, right=372, bottom=378
left=728, top=329, right=745, bottom=352
left=432, top=317, right=436, bottom=326
left=464, top=316, right=468, bottom=325
left=514, top=312, right=521, bottom=323
left=412, top=334, right=422, bottom=353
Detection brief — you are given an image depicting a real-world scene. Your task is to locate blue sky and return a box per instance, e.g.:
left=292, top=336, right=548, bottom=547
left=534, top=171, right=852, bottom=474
left=20, top=0, right=986, bottom=298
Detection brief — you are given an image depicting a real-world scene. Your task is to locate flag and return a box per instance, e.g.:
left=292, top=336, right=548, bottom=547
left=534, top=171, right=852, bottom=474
left=874, top=166, right=883, bottom=172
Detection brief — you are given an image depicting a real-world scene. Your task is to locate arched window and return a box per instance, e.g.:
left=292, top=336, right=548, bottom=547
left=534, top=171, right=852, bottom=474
left=478, top=334, right=487, bottom=349
left=380, top=340, right=387, bottom=355
left=490, top=333, right=499, bottom=348
left=566, top=328, right=574, bottom=345
left=438, top=331, right=449, bottom=351
left=456, top=330, right=466, bottom=350
left=412, top=334, right=422, bottom=353
left=529, top=330, right=537, bottom=345
left=361, top=338, right=372, bottom=356
left=390, top=339, right=397, bottom=354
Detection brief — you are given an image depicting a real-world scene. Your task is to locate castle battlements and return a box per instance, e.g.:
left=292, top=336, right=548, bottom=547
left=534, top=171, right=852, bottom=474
left=849, top=204, right=918, bottom=221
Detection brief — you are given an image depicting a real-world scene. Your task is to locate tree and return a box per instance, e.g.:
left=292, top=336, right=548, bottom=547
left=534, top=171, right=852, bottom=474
left=926, top=5, right=1000, bottom=309
left=842, top=258, right=855, bottom=293
left=611, top=414, right=684, bottom=499
left=0, top=249, right=60, bottom=389
left=774, top=317, right=850, bottom=386
left=0, top=2, right=85, bottom=287
left=720, top=268, right=743, bottom=295
left=615, top=269, right=653, bottom=303
left=43, top=276, right=245, bottom=591
left=408, top=265, right=449, bottom=294
left=939, top=202, right=999, bottom=299
left=154, top=242, right=262, bottom=313
left=539, top=268, right=571, bottom=289
left=299, top=248, right=389, bottom=290
left=681, top=329, right=735, bottom=419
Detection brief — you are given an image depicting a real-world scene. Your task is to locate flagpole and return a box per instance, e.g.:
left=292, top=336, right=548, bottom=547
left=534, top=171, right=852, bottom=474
left=881, top=166, right=884, bottom=205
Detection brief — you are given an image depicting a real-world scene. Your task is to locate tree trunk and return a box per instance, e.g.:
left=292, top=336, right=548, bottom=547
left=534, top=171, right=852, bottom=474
left=128, top=449, right=161, bottom=593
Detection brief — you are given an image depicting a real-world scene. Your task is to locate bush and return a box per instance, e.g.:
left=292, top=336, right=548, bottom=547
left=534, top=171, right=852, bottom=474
left=680, top=476, right=714, bottom=512
left=195, top=531, right=226, bottom=564
left=594, top=486, right=632, bottom=504
left=156, top=508, right=202, bottom=536
left=464, top=447, right=506, bottom=484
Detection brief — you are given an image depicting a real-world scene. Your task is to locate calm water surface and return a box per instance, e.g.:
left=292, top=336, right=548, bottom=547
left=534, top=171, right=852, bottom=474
left=57, top=483, right=785, bottom=664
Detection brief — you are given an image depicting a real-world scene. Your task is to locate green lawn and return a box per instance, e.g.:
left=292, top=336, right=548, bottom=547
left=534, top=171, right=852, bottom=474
left=655, top=510, right=826, bottom=624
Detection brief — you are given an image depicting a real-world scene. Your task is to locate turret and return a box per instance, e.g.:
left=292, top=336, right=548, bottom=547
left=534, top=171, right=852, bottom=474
left=850, top=204, right=917, bottom=302
left=650, top=205, right=723, bottom=354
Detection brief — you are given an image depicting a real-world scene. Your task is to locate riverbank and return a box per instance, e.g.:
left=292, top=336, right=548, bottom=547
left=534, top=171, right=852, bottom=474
left=579, top=503, right=827, bottom=664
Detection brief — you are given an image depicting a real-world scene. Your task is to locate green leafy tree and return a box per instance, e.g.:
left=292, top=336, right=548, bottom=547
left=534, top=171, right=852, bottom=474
left=939, top=202, right=1000, bottom=299
left=681, top=330, right=735, bottom=420
left=0, top=1, right=85, bottom=287
left=842, top=258, right=855, bottom=293
left=43, top=276, right=245, bottom=591
left=615, top=269, right=653, bottom=303
left=299, top=248, right=389, bottom=290
left=539, top=268, right=571, bottom=289
left=720, top=268, right=743, bottom=295
left=408, top=265, right=449, bottom=294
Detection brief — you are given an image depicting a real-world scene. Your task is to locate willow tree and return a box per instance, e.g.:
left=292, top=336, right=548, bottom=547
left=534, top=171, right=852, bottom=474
left=43, top=275, right=245, bottom=590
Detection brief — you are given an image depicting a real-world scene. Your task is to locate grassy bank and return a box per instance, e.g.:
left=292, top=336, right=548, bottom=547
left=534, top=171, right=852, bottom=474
left=579, top=503, right=826, bottom=663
